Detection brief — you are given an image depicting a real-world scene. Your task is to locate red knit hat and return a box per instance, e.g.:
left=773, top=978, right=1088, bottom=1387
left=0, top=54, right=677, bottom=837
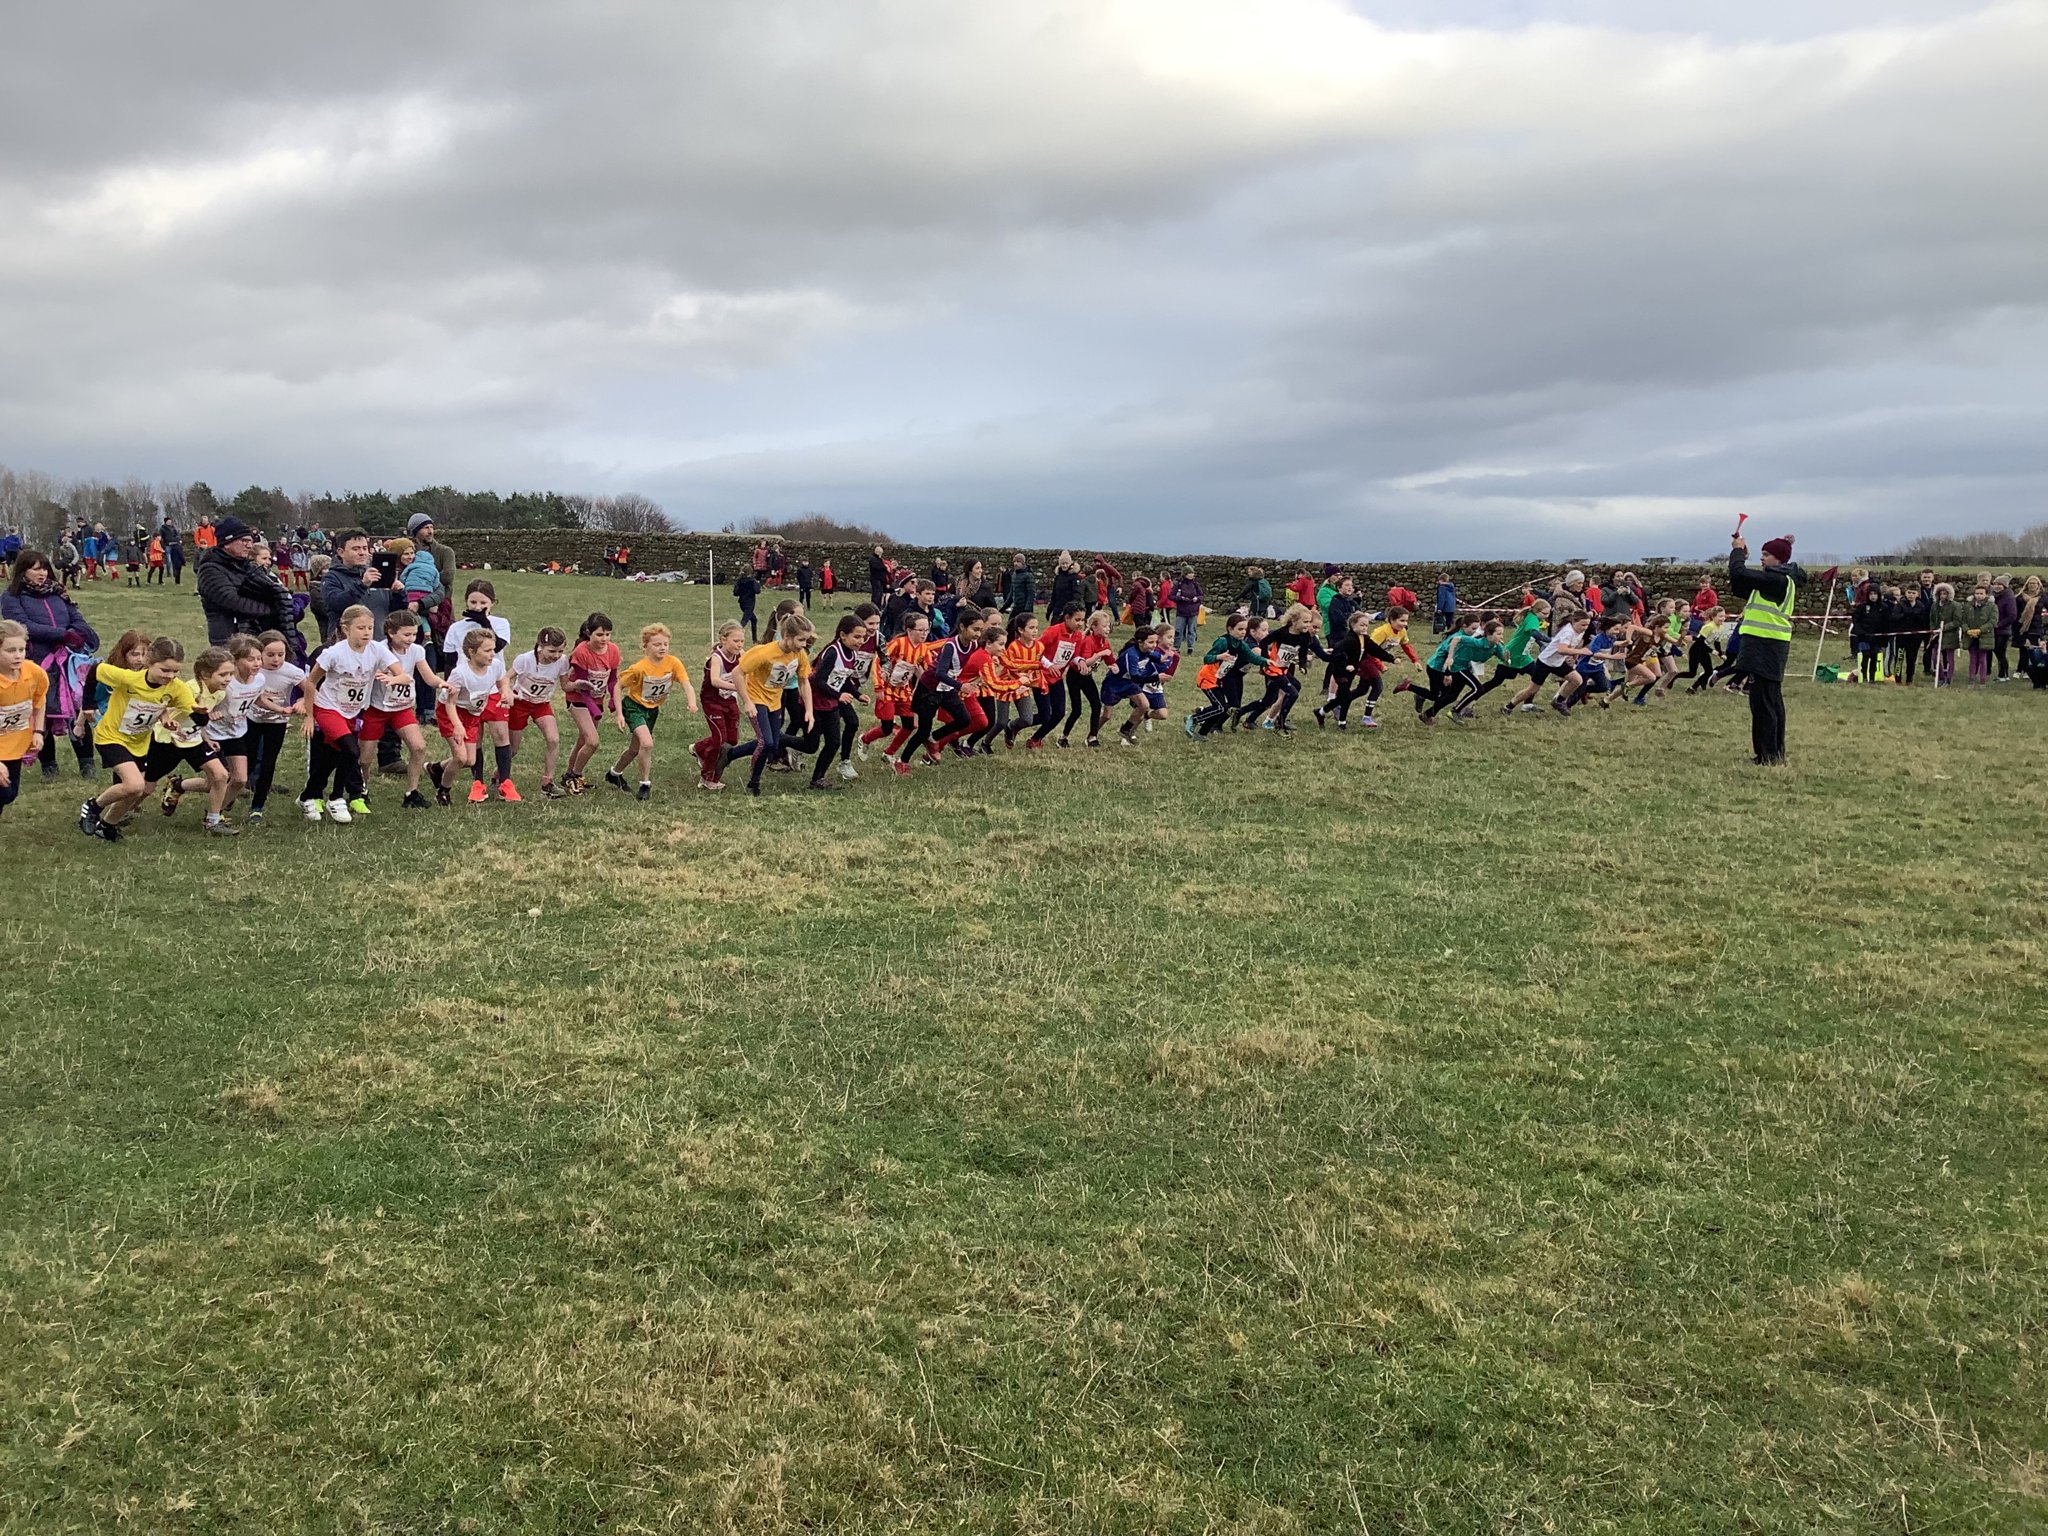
left=1761, top=535, right=1794, bottom=562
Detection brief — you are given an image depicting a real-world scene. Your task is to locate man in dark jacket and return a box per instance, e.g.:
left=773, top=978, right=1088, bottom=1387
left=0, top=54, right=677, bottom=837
left=1001, top=554, right=1037, bottom=617
left=319, top=528, right=394, bottom=643
left=1727, top=534, right=1807, bottom=766
left=868, top=545, right=889, bottom=607
left=196, top=517, right=291, bottom=644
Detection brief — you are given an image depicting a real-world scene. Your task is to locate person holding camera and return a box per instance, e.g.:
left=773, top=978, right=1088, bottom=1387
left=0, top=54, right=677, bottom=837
left=318, top=529, right=395, bottom=645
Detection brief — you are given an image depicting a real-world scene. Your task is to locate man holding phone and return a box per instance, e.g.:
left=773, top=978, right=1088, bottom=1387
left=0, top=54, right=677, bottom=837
left=318, top=528, right=395, bottom=644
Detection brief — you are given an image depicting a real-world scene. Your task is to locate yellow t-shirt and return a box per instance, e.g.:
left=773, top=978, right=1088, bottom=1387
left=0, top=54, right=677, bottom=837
left=154, top=680, right=223, bottom=749
left=619, top=654, right=691, bottom=709
left=736, top=642, right=811, bottom=710
left=0, top=662, right=50, bottom=760
left=93, top=665, right=197, bottom=755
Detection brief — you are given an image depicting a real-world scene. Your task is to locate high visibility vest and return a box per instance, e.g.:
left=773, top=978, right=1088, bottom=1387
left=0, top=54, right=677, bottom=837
left=1738, top=574, right=1796, bottom=643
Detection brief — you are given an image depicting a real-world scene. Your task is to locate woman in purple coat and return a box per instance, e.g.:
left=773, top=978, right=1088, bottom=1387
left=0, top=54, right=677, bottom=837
left=3, top=550, right=100, bottom=778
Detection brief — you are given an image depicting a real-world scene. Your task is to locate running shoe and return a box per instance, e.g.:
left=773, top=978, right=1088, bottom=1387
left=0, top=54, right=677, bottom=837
left=160, top=780, right=183, bottom=816
left=540, top=779, right=567, bottom=799
left=1360, top=717, right=1379, bottom=728
left=300, top=798, right=323, bottom=821
left=496, top=780, right=523, bottom=802
left=698, top=778, right=725, bottom=791
left=401, top=790, right=431, bottom=809
left=1183, top=713, right=1197, bottom=739
left=604, top=770, right=629, bottom=792
left=204, top=817, right=241, bottom=837
left=326, top=798, right=353, bottom=823
left=247, top=808, right=266, bottom=824
left=891, top=760, right=913, bottom=776
left=466, top=780, right=488, bottom=804
left=1025, top=739, right=1045, bottom=751
left=839, top=761, right=858, bottom=779
left=637, top=782, right=652, bottom=800
left=347, top=797, right=372, bottom=816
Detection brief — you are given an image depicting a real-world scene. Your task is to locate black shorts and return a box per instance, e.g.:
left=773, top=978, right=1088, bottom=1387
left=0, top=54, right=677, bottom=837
left=98, top=741, right=143, bottom=770
left=211, top=737, right=252, bottom=760
left=1528, top=660, right=1568, bottom=683
left=142, top=739, right=218, bottom=781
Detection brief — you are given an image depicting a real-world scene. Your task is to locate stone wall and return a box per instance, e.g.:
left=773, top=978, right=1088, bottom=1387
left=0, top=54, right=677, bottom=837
left=440, top=528, right=1969, bottom=616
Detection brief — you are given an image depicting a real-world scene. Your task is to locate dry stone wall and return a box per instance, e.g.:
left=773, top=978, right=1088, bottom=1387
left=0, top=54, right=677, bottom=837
left=442, top=529, right=1963, bottom=616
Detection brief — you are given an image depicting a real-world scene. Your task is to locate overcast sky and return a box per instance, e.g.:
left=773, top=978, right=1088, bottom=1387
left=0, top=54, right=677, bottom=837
left=3, top=1, right=2043, bottom=558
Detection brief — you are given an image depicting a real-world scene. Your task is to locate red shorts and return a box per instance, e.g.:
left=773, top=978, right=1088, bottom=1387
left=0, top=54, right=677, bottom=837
left=311, top=706, right=362, bottom=745
left=436, top=703, right=484, bottom=743
left=507, top=699, right=554, bottom=731
left=357, top=706, right=418, bottom=741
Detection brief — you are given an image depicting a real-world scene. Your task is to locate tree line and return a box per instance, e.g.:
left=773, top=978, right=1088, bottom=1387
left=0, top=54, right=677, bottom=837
left=0, top=464, right=677, bottom=550
left=1882, top=521, right=2048, bottom=564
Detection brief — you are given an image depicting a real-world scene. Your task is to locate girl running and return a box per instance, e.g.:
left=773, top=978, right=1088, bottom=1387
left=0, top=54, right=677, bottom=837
left=1421, top=619, right=1509, bottom=722
left=1249, top=604, right=1328, bottom=733
left=1103, top=625, right=1171, bottom=744
left=154, top=647, right=235, bottom=832
left=82, top=636, right=195, bottom=842
left=863, top=612, right=928, bottom=755
left=802, top=613, right=870, bottom=786
left=506, top=626, right=571, bottom=797
left=358, top=611, right=443, bottom=809
left=1317, top=610, right=1400, bottom=728
left=435, top=628, right=516, bottom=804
left=692, top=621, right=747, bottom=791
left=1189, top=612, right=1260, bottom=737
left=737, top=611, right=816, bottom=797
left=899, top=607, right=983, bottom=770
left=608, top=622, right=699, bottom=800
left=563, top=613, right=621, bottom=794
left=0, top=620, right=49, bottom=821
left=243, top=631, right=305, bottom=823
left=1028, top=603, right=1084, bottom=748
left=299, top=606, right=382, bottom=821
left=1061, top=609, right=1113, bottom=746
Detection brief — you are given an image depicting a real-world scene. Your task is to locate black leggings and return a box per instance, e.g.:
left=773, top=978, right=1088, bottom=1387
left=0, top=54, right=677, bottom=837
left=299, top=731, right=363, bottom=803
left=1467, top=664, right=1520, bottom=705
left=804, top=702, right=858, bottom=781
left=1329, top=672, right=1381, bottom=721
left=1062, top=673, right=1102, bottom=740
left=1029, top=677, right=1067, bottom=743
left=245, top=721, right=290, bottom=809
left=1193, top=672, right=1244, bottom=735
left=902, top=689, right=968, bottom=761
left=1423, top=668, right=1479, bottom=719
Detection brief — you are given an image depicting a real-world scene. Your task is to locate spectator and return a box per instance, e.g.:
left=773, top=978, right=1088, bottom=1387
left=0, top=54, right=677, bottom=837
left=318, top=528, right=394, bottom=643
left=1001, top=553, right=1037, bottom=617
left=868, top=543, right=889, bottom=607
left=196, top=516, right=291, bottom=644
left=1170, top=566, right=1204, bottom=653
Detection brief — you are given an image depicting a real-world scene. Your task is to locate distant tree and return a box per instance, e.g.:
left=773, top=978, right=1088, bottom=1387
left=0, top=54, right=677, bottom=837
left=743, top=513, right=892, bottom=543
left=1882, top=522, right=2048, bottom=563
left=186, top=481, right=219, bottom=517
left=585, top=493, right=672, bottom=534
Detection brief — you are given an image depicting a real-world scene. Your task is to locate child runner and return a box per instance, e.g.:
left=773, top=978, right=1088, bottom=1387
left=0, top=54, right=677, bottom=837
left=359, top=611, right=443, bottom=809
left=1422, top=619, right=1510, bottom=722
left=692, top=621, right=746, bottom=792
left=507, top=626, right=571, bottom=797
left=737, top=611, right=815, bottom=797
left=1189, top=612, right=1260, bottom=737
left=608, top=622, right=699, bottom=799
left=802, top=613, right=870, bottom=786
left=982, top=613, right=1043, bottom=751
left=201, top=635, right=268, bottom=820
left=1007, top=614, right=1048, bottom=747
left=82, top=637, right=195, bottom=842
left=899, top=607, right=983, bottom=769
left=1103, top=625, right=1171, bottom=744
left=154, top=647, right=235, bottom=832
left=863, top=612, right=927, bottom=754
left=1062, top=609, right=1114, bottom=746
left=435, top=628, right=516, bottom=804
left=0, top=620, right=50, bottom=820
left=562, top=612, right=620, bottom=794
left=1250, top=604, right=1328, bottom=732
left=243, top=631, right=306, bottom=823
left=1028, top=603, right=1084, bottom=748
left=1317, top=609, right=1400, bottom=728
left=299, top=605, right=381, bottom=821
left=1473, top=598, right=1547, bottom=712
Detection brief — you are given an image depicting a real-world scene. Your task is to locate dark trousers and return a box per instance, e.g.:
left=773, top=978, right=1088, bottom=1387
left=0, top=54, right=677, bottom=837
left=1193, top=671, right=1244, bottom=734
left=1748, top=675, right=1785, bottom=763
left=1062, top=673, right=1102, bottom=739
left=1030, top=677, right=1067, bottom=742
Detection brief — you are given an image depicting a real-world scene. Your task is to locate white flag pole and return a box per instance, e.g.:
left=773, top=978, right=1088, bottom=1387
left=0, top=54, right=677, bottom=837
left=1810, top=583, right=1836, bottom=681
left=707, top=549, right=715, bottom=642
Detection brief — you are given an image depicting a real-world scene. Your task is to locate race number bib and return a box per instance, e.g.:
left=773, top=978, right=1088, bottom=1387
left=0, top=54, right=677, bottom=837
left=1051, top=642, right=1075, bottom=668
left=379, top=678, right=415, bottom=708
left=339, top=679, right=369, bottom=708
left=825, top=662, right=856, bottom=692
left=1216, top=654, right=1237, bottom=676
left=118, top=699, right=165, bottom=736
left=885, top=660, right=915, bottom=687
left=252, top=690, right=292, bottom=722
left=641, top=677, right=672, bottom=705
left=1277, top=644, right=1299, bottom=666
left=767, top=660, right=799, bottom=690
left=0, top=701, right=31, bottom=735
left=513, top=673, right=554, bottom=701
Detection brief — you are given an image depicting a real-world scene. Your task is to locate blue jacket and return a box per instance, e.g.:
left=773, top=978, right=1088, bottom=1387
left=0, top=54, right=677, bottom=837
left=1434, top=582, right=1456, bottom=613
left=2, top=586, right=99, bottom=666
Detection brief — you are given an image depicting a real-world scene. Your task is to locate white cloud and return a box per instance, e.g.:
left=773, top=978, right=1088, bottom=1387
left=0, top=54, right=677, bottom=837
left=0, top=0, right=2042, bottom=556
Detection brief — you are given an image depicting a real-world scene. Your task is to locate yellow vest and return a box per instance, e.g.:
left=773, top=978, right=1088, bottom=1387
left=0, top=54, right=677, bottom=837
left=1737, top=574, right=1795, bottom=643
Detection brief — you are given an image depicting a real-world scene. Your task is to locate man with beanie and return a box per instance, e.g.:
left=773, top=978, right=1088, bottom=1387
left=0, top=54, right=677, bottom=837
left=196, top=516, right=291, bottom=643
left=406, top=513, right=455, bottom=610
left=1728, top=532, right=1806, bottom=765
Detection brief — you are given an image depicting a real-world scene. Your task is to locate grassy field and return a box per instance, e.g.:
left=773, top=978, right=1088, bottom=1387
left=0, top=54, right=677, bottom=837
left=3, top=571, right=2045, bottom=1534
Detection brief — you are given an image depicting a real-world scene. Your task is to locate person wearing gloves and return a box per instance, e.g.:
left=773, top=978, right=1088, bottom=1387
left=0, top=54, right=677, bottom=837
left=1726, top=533, right=1807, bottom=766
